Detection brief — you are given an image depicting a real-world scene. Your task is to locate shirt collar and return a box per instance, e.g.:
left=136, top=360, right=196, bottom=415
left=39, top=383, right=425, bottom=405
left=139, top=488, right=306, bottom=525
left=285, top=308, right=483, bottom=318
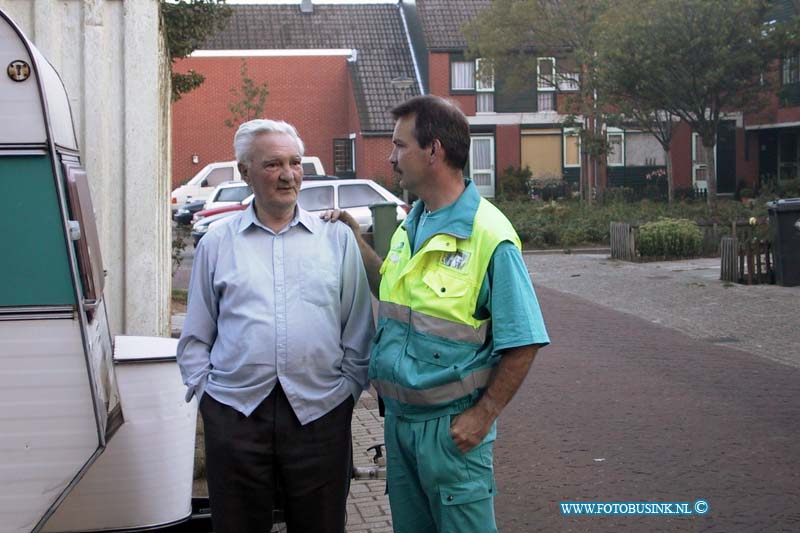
left=404, top=179, right=481, bottom=239
left=238, top=203, right=316, bottom=234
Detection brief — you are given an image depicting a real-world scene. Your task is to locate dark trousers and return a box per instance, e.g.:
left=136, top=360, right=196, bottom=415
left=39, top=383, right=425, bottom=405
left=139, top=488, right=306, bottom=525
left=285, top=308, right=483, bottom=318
left=200, top=385, right=354, bottom=533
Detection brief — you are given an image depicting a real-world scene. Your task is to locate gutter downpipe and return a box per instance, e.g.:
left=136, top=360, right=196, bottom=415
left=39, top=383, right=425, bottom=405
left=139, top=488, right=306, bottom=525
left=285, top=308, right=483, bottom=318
left=398, top=2, right=425, bottom=95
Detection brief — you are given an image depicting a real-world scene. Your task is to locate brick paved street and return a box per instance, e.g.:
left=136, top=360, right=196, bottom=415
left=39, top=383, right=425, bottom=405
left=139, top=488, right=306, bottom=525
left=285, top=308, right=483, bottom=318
left=494, top=284, right=800, bottom=531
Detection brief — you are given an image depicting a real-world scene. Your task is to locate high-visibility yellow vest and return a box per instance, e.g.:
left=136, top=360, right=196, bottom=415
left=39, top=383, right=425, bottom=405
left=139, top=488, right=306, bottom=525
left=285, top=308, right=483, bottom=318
left=370, top=198, right=521, bottom=411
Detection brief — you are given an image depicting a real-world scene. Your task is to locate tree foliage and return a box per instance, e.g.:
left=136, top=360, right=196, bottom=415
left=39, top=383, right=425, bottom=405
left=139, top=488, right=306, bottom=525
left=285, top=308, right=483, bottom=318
left=596, top=0, right=794, bottom=211
left=161, top=0, right=232, bottom=101
left=224, top=60, right=270, bottom=128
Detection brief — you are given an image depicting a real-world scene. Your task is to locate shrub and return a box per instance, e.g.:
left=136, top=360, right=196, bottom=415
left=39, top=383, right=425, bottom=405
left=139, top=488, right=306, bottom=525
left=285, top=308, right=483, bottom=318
left=637, top=218, right=702, bottom=258
left=497, top=166, right=533, bottom=200
left=530, top=177, right=572, bottom=201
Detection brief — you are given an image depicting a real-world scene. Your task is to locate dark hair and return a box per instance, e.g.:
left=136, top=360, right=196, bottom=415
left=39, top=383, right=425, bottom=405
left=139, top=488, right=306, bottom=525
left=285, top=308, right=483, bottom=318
left=391, top=95, right=470, bottom=170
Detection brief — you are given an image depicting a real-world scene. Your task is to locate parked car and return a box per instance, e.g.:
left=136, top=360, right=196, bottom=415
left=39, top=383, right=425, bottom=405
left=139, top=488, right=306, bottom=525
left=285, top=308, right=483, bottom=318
left=192, top=178, right=408, bottom=246
left=170, top=161, right=241, bottom=212
left=192, top=200, right=249, bottom=224
left=173, top=198, right=206, bottom=225
left=171, top=156, right=325, bottom=212
left=191, top=175, right=349, bottom=224
left=298, top=179, right=408, bottom=232
left=191, top=211, right=239, bottom=246
left=203, top=181, right=252, bottom=211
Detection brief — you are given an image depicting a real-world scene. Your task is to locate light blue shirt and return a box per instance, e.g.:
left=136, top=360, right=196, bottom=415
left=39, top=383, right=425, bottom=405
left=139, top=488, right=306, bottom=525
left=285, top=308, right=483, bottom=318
left=176, top=204, right=374, bottom=424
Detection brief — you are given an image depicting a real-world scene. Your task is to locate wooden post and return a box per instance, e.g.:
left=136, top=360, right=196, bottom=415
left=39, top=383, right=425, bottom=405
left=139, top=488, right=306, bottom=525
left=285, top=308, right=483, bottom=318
left=756, top=240, right=763, bottom=284
left=720, top=237, right=738, bottom=282
left=610, top=222, right=635, bottom=261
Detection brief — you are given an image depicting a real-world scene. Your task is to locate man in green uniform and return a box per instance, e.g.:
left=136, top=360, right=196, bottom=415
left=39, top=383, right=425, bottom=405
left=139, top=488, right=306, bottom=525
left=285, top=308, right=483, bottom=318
left=328, top=95, right=549, bottom=532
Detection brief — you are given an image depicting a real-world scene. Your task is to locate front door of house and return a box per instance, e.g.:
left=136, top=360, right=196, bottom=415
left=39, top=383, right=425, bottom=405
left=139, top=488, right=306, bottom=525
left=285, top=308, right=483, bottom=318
left=716, top=120, right=736, bottom=194
left=470, top=135, right=495, bottom=197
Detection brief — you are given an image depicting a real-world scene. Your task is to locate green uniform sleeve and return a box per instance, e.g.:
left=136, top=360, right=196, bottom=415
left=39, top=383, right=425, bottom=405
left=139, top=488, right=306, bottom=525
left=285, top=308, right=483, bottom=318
left=476, top=241, right=550, bottom=353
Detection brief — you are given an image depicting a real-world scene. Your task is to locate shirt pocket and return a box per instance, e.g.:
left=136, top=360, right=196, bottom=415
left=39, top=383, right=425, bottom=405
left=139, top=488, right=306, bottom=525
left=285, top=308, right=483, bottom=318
left=300, top=256, right=339, bottom=307
left=422, top=268, right=473, bottom=299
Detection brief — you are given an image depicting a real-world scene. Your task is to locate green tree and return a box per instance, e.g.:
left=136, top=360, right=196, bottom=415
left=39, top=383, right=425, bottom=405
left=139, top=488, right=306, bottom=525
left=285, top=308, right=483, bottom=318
left=596, top=0, right=793, bottom=211
left=464, top=0, right=615, bottom=204
left=161, top=0, right=232, bottom=102
left=224, top=60, right=270, bottom=128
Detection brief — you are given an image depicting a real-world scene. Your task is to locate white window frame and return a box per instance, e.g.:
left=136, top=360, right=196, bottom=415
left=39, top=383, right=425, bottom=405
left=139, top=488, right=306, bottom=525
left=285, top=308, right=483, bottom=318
left=469, top=135, right=495, bottom=197
left=563, top=128, right=582, bottom=168
left=537, top=57, right=556, bottom=91
left=451, top=60, right=476, bottom=91
left=475, top=58, right=495, bottom=114
left=476, top=93, right=495, bottom=114
left=475, top=58, right=495, bottom=92
left=691, top=132, right=716, bottom=189
left=783, top=52, right=800, bottom=85
left=537, top=92, right=556, bottom=112
left=606, top=128, right=625, bottom=167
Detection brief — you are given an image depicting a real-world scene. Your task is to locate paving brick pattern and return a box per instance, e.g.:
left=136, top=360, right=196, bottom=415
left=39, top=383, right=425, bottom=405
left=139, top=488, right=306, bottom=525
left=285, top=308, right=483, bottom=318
left=347, top=394, right=392, bottom=532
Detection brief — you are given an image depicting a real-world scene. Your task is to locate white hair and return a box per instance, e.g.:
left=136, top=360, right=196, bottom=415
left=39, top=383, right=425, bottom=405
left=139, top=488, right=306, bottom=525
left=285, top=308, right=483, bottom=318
left=233, top=119, right=305, bottom=164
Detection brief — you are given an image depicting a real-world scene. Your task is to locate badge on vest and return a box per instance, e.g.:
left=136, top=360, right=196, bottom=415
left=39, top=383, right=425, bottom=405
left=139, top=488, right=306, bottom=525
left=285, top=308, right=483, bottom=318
left=441, top=250, right=471, bottom=270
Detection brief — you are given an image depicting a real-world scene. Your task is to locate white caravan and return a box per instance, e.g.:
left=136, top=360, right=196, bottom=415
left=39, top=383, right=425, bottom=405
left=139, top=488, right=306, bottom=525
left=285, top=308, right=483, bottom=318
left=0, top=10, right=197, bottom=533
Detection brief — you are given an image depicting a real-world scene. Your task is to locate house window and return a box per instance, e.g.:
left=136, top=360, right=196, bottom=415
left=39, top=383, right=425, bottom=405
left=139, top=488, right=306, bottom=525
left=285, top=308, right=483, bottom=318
left=783, top=52, right=800, bottom=85
left=475, top=58, right=495, bottom=113
left=451, top=61, right=475, bottom=90
left=558, top=72, right=580, bottom=91
left=475, top=58, right=494, bottom=91
left=606, top=131, right=625, bottom=166
left=692, top=132, right=711, bottom=189
left=563, top=129, right=581, bottom=168
left=779, top=132, right=798, bottom=180
left=333, top=138, right=355, bottom=178
left=538, top=92, right=555, bottom=111
left=477, top=93, right=494, bottom=113
left=537, top=57, right=556, bottom=91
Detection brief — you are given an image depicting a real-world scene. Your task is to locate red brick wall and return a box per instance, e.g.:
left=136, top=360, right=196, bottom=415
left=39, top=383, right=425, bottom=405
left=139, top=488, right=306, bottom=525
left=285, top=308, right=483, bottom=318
left=496, top=124, right=520, bottom=174
left=172, top=55, right=355, bottom=188
left=357, top=136, right=394, bottom=185
left=428, top=52, right=476, bottom=115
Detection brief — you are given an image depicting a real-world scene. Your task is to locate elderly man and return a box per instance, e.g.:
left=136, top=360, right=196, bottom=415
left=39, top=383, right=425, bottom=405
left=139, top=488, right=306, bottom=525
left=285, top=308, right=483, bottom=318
left=177, top=119, right=374, bottom=533
left=327, top=95, right=549, bottom=532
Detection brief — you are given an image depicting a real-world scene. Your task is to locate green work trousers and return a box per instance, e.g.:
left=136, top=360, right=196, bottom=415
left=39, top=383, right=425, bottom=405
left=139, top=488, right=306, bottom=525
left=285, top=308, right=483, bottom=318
left=385, top=412, right=498, bottom=533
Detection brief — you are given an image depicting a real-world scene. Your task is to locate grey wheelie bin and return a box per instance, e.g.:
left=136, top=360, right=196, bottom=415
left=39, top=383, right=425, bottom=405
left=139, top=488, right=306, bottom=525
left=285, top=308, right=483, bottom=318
left=370, top=202, right=401, bottom=259
left=767, top=198, right=800, bottom=287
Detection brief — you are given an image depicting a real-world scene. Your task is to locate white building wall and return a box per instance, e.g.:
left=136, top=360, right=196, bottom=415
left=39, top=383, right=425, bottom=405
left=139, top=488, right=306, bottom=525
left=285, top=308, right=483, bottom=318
left=0, top=0, right=171, bottom=336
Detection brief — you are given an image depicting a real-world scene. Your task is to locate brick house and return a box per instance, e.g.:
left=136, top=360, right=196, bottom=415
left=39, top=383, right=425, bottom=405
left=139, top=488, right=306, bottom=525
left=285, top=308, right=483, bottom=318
left=403, top=0, right=766, bottom=198
left=171, top=2, right=420, bottom=190
left=173, top=0, right=788, bottom=198
left=743, top=0, right=800, bottom=191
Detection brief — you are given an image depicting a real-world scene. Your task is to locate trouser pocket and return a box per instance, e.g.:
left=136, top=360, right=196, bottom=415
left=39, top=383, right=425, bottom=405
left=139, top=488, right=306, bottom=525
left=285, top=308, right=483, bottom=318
left=438, top=476, right=498, bottom=533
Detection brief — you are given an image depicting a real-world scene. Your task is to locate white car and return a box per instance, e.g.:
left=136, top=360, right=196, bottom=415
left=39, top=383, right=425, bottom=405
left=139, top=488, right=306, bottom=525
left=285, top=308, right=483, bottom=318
left=297, top=179, right=408, bottom=232
left=203, top=181, right=253, bottom=211
left=171, top=156, right=325, bottom=211
left=193, top=178, right=408, bottom=245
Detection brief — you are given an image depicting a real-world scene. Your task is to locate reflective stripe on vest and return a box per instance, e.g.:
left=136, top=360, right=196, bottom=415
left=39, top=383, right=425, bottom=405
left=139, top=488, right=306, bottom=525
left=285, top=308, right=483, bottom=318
left=372, top=367, right=493, bottom=406
left=379, top=301, right=488, bottom=345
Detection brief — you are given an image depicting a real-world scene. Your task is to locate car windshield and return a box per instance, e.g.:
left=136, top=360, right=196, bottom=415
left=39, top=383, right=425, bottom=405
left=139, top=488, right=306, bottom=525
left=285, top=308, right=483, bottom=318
left=299, top=186, right=334, bottom=211
left=216, top=185, right=252, bottom=202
